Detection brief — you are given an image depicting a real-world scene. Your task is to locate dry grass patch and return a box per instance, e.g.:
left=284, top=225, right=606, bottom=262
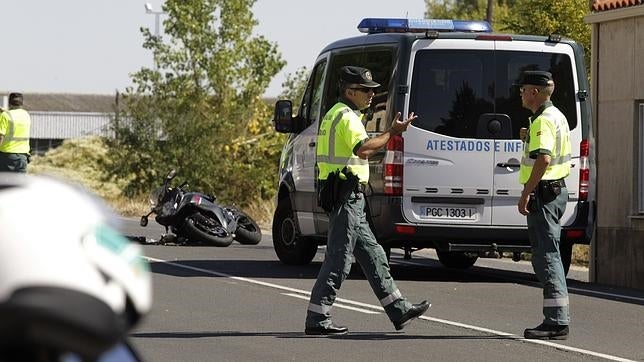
left=572, top=244, right=589, bottom=268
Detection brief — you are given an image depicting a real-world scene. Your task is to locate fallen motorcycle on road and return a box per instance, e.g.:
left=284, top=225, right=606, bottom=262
left=139, top=170, right=262, bottom=247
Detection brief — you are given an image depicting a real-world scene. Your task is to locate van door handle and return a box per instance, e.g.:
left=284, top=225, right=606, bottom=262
left=496, top=163, right=520, bottom=168
left=308, top=142, right=316, bottom=147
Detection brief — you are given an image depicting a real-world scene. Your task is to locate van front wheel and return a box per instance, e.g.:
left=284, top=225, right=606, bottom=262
left=272, top=198, right=318, bottom=265
left=437, top=251, right=478, bottom=269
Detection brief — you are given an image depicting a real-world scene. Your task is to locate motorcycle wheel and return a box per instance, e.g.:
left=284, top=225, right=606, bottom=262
left=230, top=208, right=262, bottom=245
left=183, top=212, right=233, bottom=247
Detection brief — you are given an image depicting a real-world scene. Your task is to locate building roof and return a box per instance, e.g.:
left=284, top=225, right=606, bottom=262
left=592, top=0, right=644, bottom=11
left=1, top=92, right=118, bottom=113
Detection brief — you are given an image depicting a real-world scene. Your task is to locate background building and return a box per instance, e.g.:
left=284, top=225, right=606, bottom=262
left=586, top=0, right=644, bottom=290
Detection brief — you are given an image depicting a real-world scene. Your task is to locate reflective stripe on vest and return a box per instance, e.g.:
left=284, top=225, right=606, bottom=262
left=519, top=106, right=571, bottom=183
left=317, top=105, right=368, bottom=181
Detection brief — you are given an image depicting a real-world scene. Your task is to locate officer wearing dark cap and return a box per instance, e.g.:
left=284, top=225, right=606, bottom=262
left=0, top=93, right=31, bottom=172
left=517, top=70, right=572, bottom=340
left=305, top=66, right=429, bottom=336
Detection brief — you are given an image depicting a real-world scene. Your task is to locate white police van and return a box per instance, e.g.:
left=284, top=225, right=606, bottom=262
left=272, top=18, right=595, bottom=274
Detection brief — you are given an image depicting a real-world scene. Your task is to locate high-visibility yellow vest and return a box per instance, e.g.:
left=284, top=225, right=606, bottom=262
left=317, top=102, right=369, bottom=182
left=519, top=104, right=571, bottom=184
left=0, top=109, right=31, bottom=154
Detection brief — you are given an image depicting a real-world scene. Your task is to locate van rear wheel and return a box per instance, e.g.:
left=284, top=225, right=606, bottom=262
left=437, top=251, right=478, bottom=269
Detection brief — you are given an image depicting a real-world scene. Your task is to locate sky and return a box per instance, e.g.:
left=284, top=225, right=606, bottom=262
left=1, top=1, right=426, bottom=98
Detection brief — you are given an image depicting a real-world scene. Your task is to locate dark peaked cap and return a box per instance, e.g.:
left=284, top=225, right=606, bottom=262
left=519, top=71, right=553, bottom=86
left=340, top=66, right=380, bottom=88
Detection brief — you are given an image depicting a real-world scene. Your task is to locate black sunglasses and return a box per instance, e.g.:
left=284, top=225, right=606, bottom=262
left=350, top=87, right=374, bottom=93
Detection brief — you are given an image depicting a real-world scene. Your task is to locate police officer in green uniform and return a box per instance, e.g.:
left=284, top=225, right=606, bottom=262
left=517, top=71, right=572, bottom=340
left=305, top=66, right=429, bottom=336
left=0, top=93, right=31, bottom=173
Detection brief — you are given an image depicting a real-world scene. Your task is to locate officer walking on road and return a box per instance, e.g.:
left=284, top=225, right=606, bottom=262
left=0, top=93, right=31, bottom=173
left=517, top=71, right=572, bottom=340
left=305, top=66, right=429, bottom=336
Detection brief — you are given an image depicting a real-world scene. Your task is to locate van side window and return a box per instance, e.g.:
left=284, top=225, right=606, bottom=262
left=410, top=50, right=577, bottom=139
left=323, top=48, right=395, bottom=132
left=299, top=60, right=327, bottom=129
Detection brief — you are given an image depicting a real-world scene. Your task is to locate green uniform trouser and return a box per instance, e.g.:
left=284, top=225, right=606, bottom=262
left=527, top=186, right=570, bottom=326
left=306, top=191, right=412, bottom=328
left=0, top=153, right=28, bottom=173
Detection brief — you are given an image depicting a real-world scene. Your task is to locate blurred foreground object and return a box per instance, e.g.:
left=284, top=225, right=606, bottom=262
left=0, top=173, right=152, bottom=361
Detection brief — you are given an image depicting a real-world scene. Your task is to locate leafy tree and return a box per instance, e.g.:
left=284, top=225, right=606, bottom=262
left=424, top=0, right=513, bottom=30
left=499, top=0, right=591, bottom=69
left=424, top=0, right=591, bottom=74
left=109, top=0, right=285, bottom=206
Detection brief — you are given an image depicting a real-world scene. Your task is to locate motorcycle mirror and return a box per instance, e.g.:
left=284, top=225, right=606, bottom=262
left=167, top=170, right=177, bottom=180
left=140, top=216, right=148, bottom=227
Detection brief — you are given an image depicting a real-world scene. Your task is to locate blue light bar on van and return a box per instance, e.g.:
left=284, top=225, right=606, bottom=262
left=357, top=18, right=492, bottom=34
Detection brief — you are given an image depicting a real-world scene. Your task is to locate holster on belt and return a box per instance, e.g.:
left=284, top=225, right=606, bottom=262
left=317, top=168, right=360, bottom=213
left=537, top=179, right=565, bottom=203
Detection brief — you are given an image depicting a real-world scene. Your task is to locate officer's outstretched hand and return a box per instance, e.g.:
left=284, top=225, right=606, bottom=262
left=390, top=112, right=417, bottom=135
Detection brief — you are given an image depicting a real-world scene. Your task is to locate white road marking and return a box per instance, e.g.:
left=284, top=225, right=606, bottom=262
left=282, top=293, right=380, bottom=314
left=147, top=256, right=636, bottom=362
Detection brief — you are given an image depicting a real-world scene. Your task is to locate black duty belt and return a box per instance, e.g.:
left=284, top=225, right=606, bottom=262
left=318, top=179, right=367, bottom=193
left=540, top=178, right=566, bottom=188
left=0, top=152, right=29, bottom=157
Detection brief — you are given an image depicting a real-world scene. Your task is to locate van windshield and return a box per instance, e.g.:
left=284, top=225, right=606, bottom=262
left=409, top=50, right=577, bottom=139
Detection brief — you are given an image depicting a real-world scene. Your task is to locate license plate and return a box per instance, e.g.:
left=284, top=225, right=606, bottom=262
left=424, top=206, right=477, bottom=220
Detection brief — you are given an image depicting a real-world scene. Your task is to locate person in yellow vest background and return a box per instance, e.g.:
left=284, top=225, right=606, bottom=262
left=0, top=93, right=31, bottom=173
left=517, top=71, right=572, bottom=340
left=305, top=66, right=429, bottom=336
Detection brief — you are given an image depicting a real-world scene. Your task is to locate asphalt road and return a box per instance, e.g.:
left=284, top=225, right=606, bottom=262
left=118, top=217, right=644, bottom=362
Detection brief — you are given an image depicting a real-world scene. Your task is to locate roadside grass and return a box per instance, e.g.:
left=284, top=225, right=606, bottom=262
left=572, top=244, right=589, bottom=268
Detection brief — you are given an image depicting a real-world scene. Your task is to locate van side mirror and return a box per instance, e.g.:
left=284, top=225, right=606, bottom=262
left=273, top=100, right=294, bottom=133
